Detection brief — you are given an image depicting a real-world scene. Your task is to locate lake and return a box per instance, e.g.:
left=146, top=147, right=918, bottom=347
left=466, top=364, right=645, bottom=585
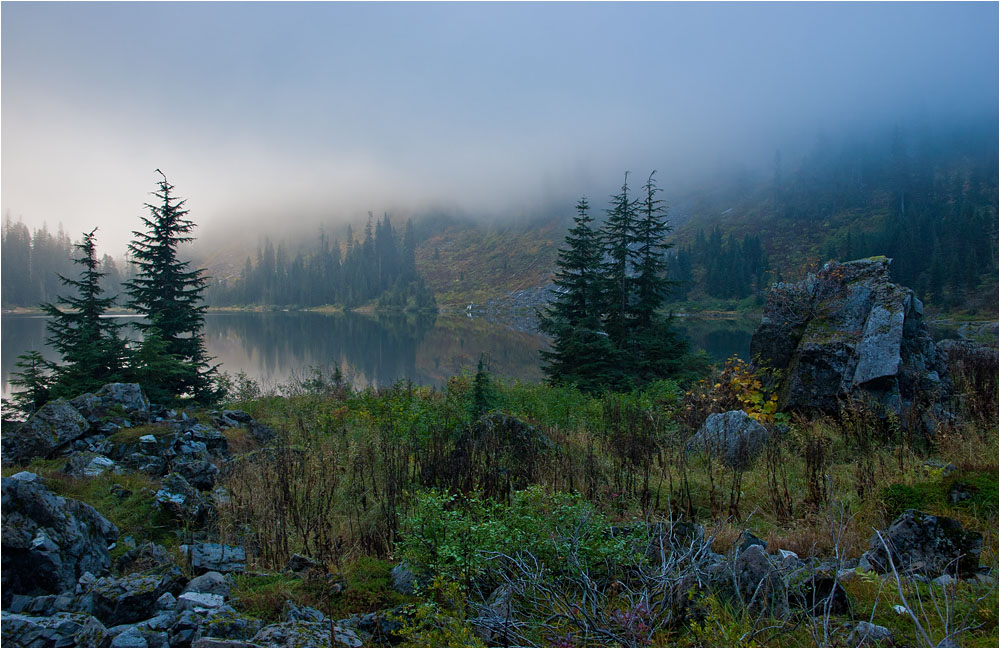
left=1, top=311, right=761, bottom=398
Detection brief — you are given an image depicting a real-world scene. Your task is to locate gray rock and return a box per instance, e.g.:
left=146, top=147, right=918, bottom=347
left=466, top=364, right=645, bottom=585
left=1, top=474, right=118, bottom=607
left=281, top=599, right=325, bottom=623
left=189, top=424, right=230, bottom=457
left=197, top=605, right=264, bottom=642
left=3, top=398, right=89, bottom=464
left=170, top=609, right=205, bottom=647
left=121, top=452, right=169, bottom=476
left=286, top=553, right=321, bottom=573
left=1, top=611, right=110, bottom=648
left=252, top=621, right=362, bottom=648
left=737, top=530, right=768, bottom=554
left=184, top=571, right=232, bottom=598
left=156, top=472, right=211, bottom=524
left=862, top=509, right=983, bottom=578
left=111, top=625, right=149, bottom=647
left=686, top=410, right=769, bottom=470
left=156, top=592, right=178, bottom=611
left=116, top=542, right=176, bottom=574
left=847, top=621, right=894, bottom=646
left=181, top=543, right=246, bottom=574
left=179, top=591, right=227, bottom=611
left=72, top=383, right=151, bottom=424
left=174, top=458, right=220, bottom=490
left=91, top=566, right=186, bottom=626
left=750, top=258, right=951, bottom=425
left=193, top=640, right=264, bottom=648
left=391, top=562, right=418, bottom=595
left=726, top=544, right=788, bottom=618
left=64, top=451, right=121, bottom=477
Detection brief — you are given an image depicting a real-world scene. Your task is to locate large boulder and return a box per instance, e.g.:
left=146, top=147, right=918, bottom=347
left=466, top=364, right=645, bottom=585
left=751, top=258, right=948, bottom=423
left=90, top=567, right=186, bottom=626
left=861, top=509, right=983, bottom=578
left=1, top=472, right=118, bottom=607
left=2, top=399, right=89, bottom=464
left=685, top=410, right=769, bottom=470
left=181, top=543, right=247, bottom=574
left=71, top=383, right=151, bottom=425
left=1, top=611, right=110, bottom=647
left=156, top=472, right=212, bottom=524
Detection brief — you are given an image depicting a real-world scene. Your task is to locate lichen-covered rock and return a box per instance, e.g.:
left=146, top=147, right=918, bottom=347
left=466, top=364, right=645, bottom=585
left=174, top=457, right=220, bottom=490
left=1, top=473, right=118, bottom=607
left=183, top=571, right=232, bottom=598
left=847, top=621, right=895, bottom=647
left=110, top=625, right=149, bottom=647
left=64, top=451, right=121, bottom=478
left=71, top=383, right=151, bottom=424
left=685, top=410, right=769, bottom=469
left=751, top=258, right=949, bottom=424
left=91, top=566, right=186, bottom=626
left=862, top=509, right=983, bottom=578
left=252, top=621, right=362, bottom=648
left=181, top=543, right=246, bottom=574
left=156, top=472, right=212, bottom=524
left=2, top=399, right=89, bottom=464
left=197, top=605, right=264, bottom=642
left=281, top=599, right=325, bottom=623
left=714, top=544, right=789, bottom=618
left=1, top=611, right=110, bottom=647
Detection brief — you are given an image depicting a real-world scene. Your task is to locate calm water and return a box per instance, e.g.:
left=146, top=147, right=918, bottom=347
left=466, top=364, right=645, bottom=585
left=1, top=311, right=760, bottom=398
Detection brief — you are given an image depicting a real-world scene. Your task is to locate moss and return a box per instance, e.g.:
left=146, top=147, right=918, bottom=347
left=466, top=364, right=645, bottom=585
left=107, top=422, right=170, bottom=445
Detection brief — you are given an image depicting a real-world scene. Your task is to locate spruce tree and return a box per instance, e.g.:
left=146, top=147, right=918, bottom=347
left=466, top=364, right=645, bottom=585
left=125, top=171, right=218, bottom=402
left=41, top=228, right=127, bottom=397
left=539, top=198, right=621, bottom=390
left=600, top=173, right=640, bottom=352
left=6, top=351, right=53, bottom=416
left=633, top=171, right=674, bottom=330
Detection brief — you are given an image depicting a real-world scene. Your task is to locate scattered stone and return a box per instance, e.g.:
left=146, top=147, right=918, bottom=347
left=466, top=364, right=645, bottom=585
left=156, top=473, right=212, bottom=524
left=71, top=383, right=151, bottom=424
left=862, top=509, right=983, bottom=578
left=64, top=451, right=121, bottom=478
left=948, top=482, right=974, bottom=505
left=193, top=640, right=264, bottom=648
left=196, top=606, right=263, bottom=642
left=1, top=473, right=118, bottom=607
left=729, top=544, right=788, bottom=617
left=686, top=410, right=769, bottom=470
left=182, top=543, right=247, bottom=574
left=174, top=457, right=220, bottom=490
left=286, top=553, right=321, bottom=574
left=156, top=592, right=178, bottom=611
left=179, top=591, right=227, bottom=612
left=1, top=611, right=110, bottom=648
left=391, top=562, right=418, bottom=595
left=933, top=573, right=957, bottom=587
left=252, top=621, right=362, bottom=648
left=281, top=599, right=325, bottom=623
left=848, top=621, right=894, bottom=647
left=110, top=625, right=149, bottom=647
left=91, top=566, right=186, bottom=626
left=737, top=530, right=768, bottom=554
left=184, top=571, right=232, bottom=598
left=116, top=542, right=176, bottom=574
left=3, top=398, right=89, bottom=464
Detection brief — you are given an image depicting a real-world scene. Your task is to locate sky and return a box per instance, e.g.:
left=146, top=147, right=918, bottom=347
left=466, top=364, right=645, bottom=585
left=2, top=1, right=997, bottom=255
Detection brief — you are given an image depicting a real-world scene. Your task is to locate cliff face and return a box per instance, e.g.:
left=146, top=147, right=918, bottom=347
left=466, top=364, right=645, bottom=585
left=750, top=257, right=948, bottom=426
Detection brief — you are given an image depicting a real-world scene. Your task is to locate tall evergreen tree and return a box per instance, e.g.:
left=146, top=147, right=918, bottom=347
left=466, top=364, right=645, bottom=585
left=125, top=171, right=218, bottom=402
left=41, top=228, right=127, bottom=397
left=633, top=171, right=674, bottom=330
left=600, top=173, right=640, bottom=351
left=5, top=351, right=53, bottom=416
left=539, top=198, right=621, bottom=389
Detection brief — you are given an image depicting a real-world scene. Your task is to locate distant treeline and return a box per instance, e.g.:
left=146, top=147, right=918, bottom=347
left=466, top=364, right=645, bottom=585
left=665, top=125, right=998, bottom=310
left=205, top=214, right=436, bottom=311
left=1, top=220, right=127, bottom=308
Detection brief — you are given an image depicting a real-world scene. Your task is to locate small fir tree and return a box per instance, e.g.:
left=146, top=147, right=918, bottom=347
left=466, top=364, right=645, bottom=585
left=5, top=351, right=53, bottom=417
left=125, top=171, right=218, bottom=402
left=41, top=228, right=127, bottom=397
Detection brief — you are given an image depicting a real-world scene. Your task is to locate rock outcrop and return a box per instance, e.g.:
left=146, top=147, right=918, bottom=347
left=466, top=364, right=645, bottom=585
left=750, top=258, right=948, bottom=425
left=3, top=399, right=90, bottom=464
left=861, top=509, right=983, bottom=578
left=1, top=472, right=119, bottom=607
left=685, top=410, right=769, bottom=469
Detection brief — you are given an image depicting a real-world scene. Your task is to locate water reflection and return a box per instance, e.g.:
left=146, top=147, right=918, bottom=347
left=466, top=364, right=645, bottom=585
left=3, top=311, right=778, bottom=398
